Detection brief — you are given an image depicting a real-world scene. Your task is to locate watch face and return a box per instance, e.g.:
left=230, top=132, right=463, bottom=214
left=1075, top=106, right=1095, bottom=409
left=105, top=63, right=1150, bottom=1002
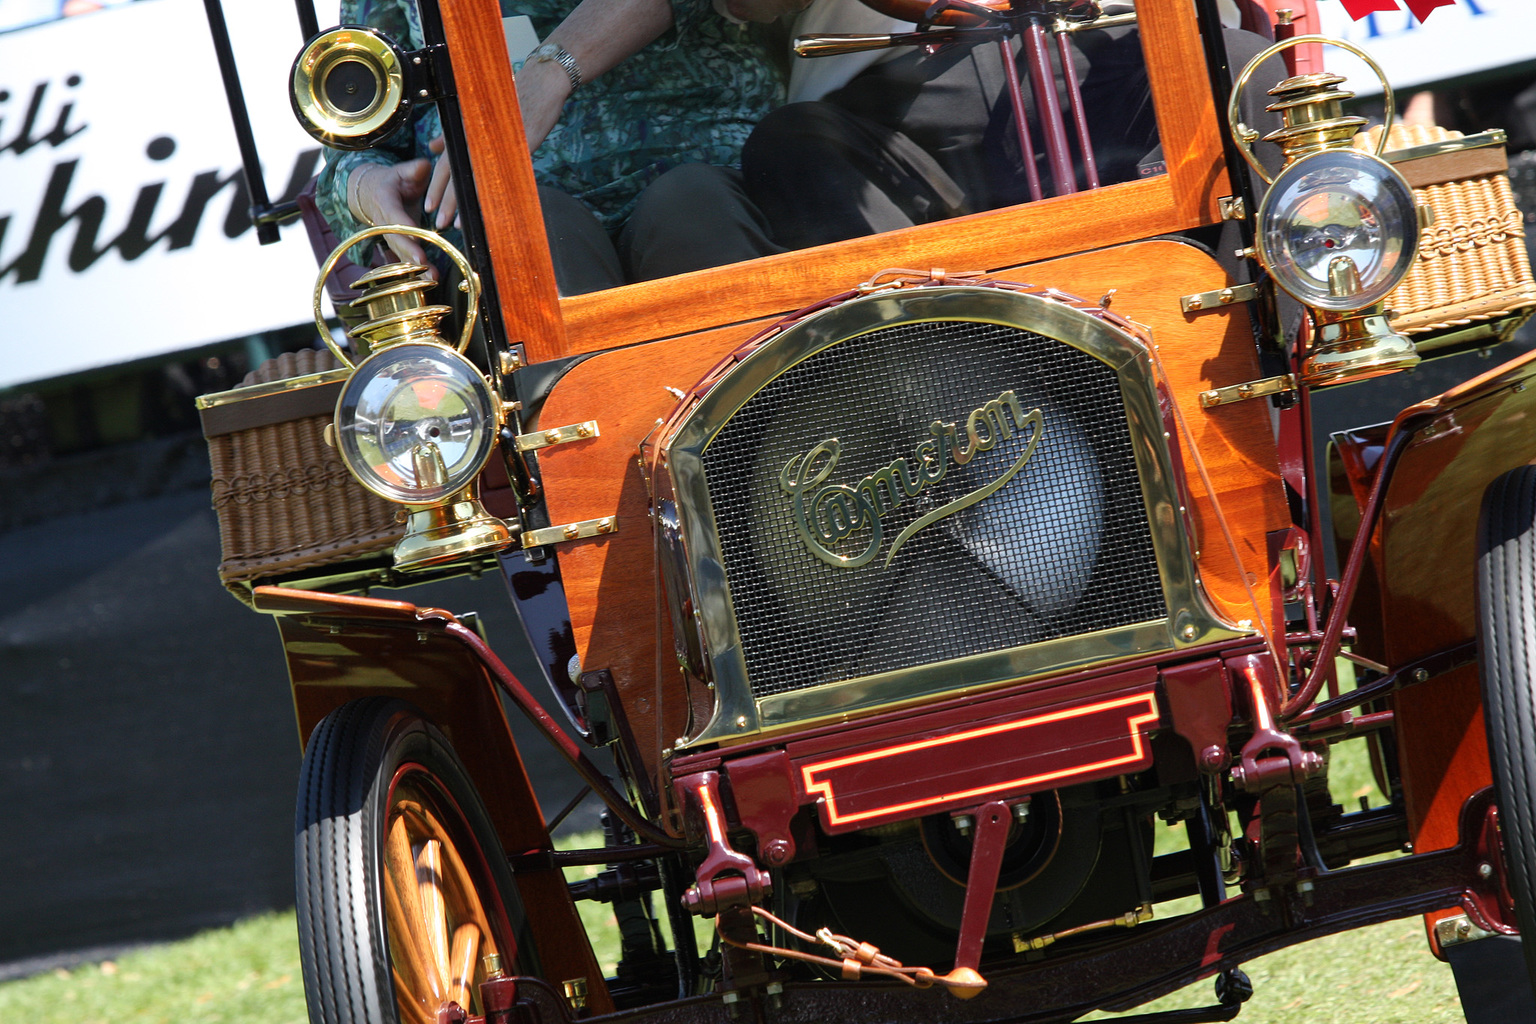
left=1257, top=148, right=1419, bottom=312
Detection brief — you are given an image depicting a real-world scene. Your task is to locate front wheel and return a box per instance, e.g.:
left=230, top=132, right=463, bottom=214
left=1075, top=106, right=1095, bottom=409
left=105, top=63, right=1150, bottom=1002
left=296, top=698, right=535, bottom=1024
left=1477, top=466, right=1536, bottom=985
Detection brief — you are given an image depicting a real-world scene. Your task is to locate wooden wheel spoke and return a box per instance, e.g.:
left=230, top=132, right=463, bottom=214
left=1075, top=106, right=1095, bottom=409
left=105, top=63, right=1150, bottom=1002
left=415, top=838, right=453, bottom=998
left=396, top=798, right=502, bottom=963
left=448, top=922, right=482, bottom=1012
left=393, top=968, right=436, bottom=1024
left=385, top=815, right=446, bottom=1003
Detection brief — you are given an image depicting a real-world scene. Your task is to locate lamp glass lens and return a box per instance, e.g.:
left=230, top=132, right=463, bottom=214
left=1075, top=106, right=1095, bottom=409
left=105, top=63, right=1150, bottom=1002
left=336, top=343, right=496, bottom=504
left=1259, top=149, right=1417, bottom=312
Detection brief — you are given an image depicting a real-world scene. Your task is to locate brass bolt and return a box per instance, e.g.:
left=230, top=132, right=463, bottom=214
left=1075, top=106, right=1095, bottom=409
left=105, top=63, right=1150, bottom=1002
left=563, top=524, right=579, bottom=539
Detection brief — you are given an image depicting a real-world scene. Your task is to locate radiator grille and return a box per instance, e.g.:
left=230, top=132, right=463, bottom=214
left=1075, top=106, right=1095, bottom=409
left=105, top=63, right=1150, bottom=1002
left=701, top=318, right=1165, bottom=699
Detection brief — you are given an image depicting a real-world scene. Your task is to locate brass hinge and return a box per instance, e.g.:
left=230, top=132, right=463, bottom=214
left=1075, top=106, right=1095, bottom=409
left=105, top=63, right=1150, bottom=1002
left=1199, top=373, right=1297, bottom=409
left=522, top=516, right=618, bottom=548
left=514, top=420, right=600, bottom=452
left=1180, top=282, right=1259, bottom=314
left=1434, top=913, right=1498, bottom=948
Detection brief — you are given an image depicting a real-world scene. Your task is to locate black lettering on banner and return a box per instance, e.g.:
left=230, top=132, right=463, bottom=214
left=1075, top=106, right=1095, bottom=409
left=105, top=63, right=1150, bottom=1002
left=0, top=147, right=322, bottom=284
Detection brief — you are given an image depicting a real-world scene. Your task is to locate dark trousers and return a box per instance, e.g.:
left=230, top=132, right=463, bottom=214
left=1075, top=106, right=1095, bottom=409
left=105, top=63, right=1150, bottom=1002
left=540, top=164, right=783, bottom=296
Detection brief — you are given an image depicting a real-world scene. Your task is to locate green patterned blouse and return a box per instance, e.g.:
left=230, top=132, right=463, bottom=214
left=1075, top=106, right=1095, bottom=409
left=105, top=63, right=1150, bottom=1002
left=316, top=0, right=784, bottom=248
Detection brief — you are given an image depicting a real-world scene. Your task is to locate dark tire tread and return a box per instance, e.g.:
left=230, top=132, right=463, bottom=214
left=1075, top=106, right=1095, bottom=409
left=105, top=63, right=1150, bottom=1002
left=294, top=698, right=525, bottom=1024
left=1477, top=466, right=1536, bottom=987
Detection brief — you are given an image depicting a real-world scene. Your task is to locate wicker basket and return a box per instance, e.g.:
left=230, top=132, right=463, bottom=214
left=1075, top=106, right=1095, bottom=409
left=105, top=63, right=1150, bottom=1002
left=199, top=348, right=402, bottom=592
left=1354, top=124, right=1536, bottom=335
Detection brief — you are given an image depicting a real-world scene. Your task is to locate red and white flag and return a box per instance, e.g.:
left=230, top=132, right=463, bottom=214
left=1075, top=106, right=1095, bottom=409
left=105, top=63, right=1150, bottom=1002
left=1336, top=0, right=1456, bottom=21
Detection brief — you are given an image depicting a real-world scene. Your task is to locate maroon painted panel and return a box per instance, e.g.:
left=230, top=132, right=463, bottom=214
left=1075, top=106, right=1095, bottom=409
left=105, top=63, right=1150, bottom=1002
left=797, top=689, right=1161, bottom=832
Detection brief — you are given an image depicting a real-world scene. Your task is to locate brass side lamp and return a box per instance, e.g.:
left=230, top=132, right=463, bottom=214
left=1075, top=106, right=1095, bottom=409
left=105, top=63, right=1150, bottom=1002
left=1230, top=37, right=1422, bottom=387
left=313, top=225, right=514, bottom=570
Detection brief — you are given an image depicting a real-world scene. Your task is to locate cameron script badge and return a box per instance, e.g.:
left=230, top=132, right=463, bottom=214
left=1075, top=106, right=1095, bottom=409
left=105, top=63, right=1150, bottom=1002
left=780, top=390, right=1045, bottom=568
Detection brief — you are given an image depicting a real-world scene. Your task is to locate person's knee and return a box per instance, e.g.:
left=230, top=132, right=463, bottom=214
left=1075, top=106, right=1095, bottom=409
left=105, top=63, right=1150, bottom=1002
left=539, top=185, right=622, bottom=295
left=622, top=165, right=777, bottom=280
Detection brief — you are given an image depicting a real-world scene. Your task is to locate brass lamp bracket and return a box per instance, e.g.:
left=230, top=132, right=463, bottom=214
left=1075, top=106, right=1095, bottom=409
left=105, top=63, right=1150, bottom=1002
left=1199, top=374, right=1297, bottom=409
left=1180, top=282, right=1259, bottom=314
left=522, top=516, right=619, bottom=548
left=513, top=420, right=601, bottom=452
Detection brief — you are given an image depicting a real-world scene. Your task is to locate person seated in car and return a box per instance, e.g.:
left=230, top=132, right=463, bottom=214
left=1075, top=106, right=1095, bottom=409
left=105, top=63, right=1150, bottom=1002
left=735, top=0, right=1283, bottom=251
left=737, top=0, right=1019, bottom=249
left=319, top=0, right=786, bottom=295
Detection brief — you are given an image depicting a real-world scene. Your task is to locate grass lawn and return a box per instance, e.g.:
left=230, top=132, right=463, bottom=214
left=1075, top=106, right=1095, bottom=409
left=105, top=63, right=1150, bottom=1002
left=0, top=736, right=1469, bottom=1023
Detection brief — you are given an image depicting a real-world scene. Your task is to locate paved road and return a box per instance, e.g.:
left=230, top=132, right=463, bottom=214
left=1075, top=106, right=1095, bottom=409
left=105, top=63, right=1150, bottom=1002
left=0, top=479, right=597, bottom=975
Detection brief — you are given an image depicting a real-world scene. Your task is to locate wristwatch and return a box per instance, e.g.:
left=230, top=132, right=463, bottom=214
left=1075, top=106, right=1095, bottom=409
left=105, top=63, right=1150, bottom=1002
left=529, top=42, right=582, bottom=91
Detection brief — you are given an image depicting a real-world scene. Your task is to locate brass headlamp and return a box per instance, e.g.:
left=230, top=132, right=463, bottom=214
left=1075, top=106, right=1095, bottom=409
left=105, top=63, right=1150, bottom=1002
left=313, top=225, right=514, bottom=570
left=1230, top=37, right=1422, bottom=387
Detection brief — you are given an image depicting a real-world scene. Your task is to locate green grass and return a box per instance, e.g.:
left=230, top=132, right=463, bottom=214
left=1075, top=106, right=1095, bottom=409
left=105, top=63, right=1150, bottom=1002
left=0, top=738, right=1468, bottom=1023
left=0, top=912, right=307, bottom=1024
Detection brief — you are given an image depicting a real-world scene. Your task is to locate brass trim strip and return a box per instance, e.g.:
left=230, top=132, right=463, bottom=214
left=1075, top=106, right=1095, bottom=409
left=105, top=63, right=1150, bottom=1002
left=757, top=620, right=1173, bottom=732
left=194, top=368, right=352, bottom=410
left=1198, top=373, right=1296, bottom=409
left=1180, top=282, right=1258, bottom=314
left=513, top=420, right=601, bottom=452
left=521, top=516, right=618, bottom=548
left=1382, top=128, right=1507, bottom=165
left=197, top=370, right=353, bottom=439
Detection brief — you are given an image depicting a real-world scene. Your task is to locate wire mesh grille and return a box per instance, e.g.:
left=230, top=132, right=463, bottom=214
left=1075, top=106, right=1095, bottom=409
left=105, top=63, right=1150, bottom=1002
left=699, top=318, right=1166, bottom=699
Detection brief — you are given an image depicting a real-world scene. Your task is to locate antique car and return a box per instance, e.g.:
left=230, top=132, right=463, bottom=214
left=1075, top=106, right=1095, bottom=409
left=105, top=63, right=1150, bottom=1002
left=194, top=0, right=1536, bottom=1021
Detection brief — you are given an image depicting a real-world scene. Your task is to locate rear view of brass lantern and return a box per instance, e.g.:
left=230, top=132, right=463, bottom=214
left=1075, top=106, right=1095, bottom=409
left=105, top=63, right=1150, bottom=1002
left=313, top=225, right=513, bottom=570
left=1230, top=37, right=1422, bottom=387
left=291, top=26, right=410, bottom=150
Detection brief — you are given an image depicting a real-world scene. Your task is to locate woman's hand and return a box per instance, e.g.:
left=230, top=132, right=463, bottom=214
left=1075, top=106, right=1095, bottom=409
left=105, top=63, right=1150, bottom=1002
left=347, top=158, right=434, bottom=268
left=424, top=135, right=458, bottom=230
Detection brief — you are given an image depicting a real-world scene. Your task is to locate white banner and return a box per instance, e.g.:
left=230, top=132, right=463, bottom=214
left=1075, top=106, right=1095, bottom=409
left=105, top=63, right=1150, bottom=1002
left=1317, top=0, right=1536, bottom=95
left=0, top=0, right=324, bottom=390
